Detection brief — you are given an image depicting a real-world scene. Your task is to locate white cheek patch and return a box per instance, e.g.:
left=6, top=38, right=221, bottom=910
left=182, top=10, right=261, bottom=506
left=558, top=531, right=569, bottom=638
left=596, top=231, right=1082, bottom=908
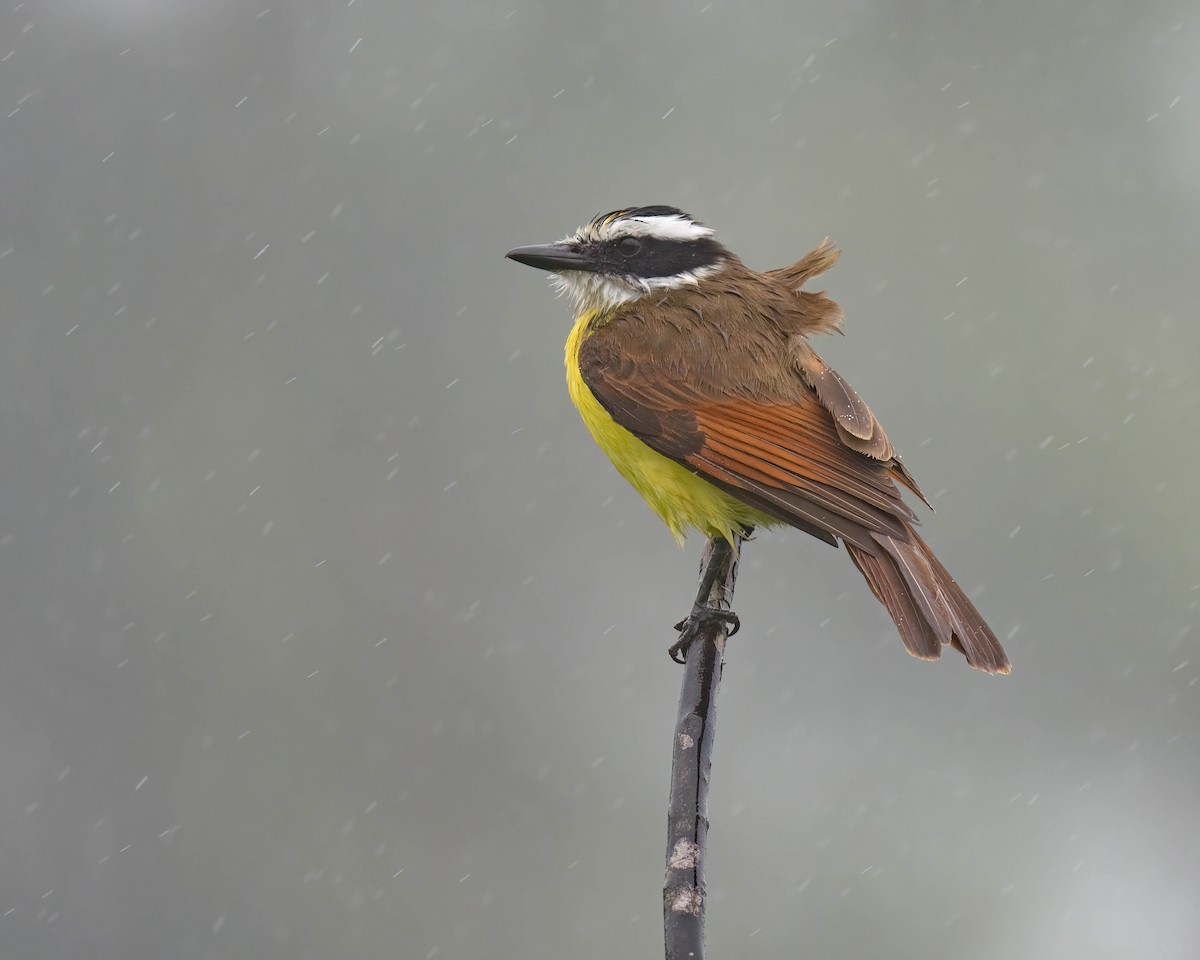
left=551, top=263, right=723, bottom=315
left=641, top=263, right=723, bottom=291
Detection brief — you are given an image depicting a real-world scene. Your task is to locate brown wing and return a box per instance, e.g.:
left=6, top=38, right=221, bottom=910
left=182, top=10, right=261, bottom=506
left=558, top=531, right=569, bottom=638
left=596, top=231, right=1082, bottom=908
left=688, top=397, right=914, bottom=550
left=575, top=309, right=918, bottom=553
left=576, top=280, right=1009, bottom=674
left=794, top=342, right=931, bottom=506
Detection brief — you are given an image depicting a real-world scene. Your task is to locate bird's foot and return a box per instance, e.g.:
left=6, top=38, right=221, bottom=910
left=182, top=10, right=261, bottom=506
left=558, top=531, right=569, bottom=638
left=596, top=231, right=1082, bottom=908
left=669, top=605, right=740, bottom=663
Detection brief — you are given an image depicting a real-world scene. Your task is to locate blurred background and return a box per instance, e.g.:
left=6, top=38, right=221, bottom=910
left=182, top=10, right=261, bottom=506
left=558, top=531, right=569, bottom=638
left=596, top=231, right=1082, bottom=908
left=2, top=1, right=1198, bottom=957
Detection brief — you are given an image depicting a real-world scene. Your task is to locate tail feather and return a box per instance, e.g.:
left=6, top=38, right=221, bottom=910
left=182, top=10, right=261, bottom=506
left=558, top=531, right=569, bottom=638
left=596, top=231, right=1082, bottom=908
left=846, top=527, right=1010, bottom=675
left=847, top=542, right=944, bottom=661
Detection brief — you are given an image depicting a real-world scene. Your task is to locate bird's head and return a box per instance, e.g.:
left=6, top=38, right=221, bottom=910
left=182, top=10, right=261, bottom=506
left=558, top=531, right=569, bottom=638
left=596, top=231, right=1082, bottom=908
left=506, top=206, right=735, bottom=315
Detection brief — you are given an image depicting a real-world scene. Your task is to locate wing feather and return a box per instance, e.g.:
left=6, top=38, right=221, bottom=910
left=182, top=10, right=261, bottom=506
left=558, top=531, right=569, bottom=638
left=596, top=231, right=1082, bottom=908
left=694, top=402, right=913, bottom=517
left=698, top=435, right=908, bottom=539
left=691, top=456, right=878, bottom=551
left=577, top=319, right=917, bottom=549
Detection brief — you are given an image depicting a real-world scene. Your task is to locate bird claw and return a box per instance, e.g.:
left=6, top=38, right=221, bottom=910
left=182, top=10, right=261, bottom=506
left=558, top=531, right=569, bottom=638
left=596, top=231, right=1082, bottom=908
left=668, top=606, right=740, bottom=663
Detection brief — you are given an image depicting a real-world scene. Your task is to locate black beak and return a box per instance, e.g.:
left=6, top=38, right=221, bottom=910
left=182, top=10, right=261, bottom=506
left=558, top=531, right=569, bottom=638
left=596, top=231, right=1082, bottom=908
left=505, top=242, right=597, bottom=273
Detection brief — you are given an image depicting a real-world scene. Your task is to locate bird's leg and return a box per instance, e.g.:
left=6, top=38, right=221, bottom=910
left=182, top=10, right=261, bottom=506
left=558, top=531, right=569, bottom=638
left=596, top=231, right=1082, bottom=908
left=669, top=535, right=742, bottom=663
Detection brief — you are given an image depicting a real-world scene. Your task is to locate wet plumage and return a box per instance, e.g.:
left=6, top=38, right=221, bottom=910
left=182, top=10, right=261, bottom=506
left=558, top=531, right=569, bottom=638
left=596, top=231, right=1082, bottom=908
left=509, top=207, right=1009, bottom=674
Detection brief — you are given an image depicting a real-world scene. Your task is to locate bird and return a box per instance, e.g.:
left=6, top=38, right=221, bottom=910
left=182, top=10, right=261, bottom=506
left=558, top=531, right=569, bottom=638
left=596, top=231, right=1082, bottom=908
left=506, top=206, right=1009, bottom=674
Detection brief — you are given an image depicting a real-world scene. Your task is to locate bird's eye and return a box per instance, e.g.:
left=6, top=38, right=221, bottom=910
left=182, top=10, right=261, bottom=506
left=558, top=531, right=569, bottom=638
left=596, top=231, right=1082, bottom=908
left=617, top=237, right=642, bottom=257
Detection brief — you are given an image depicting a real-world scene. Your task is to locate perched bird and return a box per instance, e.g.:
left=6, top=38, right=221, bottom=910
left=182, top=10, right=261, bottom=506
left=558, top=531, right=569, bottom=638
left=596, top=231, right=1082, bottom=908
left=506, top=206, right=1009, bottom=674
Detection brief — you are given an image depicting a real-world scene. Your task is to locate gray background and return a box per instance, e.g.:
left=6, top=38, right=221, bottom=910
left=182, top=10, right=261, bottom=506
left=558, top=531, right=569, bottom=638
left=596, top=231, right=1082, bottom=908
left=2, top=1, right=1198, bottom=957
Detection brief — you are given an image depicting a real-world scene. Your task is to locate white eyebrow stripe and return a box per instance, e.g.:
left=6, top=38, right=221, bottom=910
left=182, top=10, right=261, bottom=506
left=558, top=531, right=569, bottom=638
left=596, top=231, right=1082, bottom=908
left=598, top=215, right=715, bottom=242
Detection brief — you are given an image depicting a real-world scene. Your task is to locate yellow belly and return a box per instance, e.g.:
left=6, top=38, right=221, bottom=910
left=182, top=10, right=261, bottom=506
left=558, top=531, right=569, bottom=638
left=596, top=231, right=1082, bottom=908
left=565, top=310, right=775, bottom=545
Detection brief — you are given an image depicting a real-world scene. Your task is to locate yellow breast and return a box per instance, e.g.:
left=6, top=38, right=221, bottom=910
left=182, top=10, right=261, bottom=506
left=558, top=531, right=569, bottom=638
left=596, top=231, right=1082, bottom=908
left=564, top=310, right=774, bottom=545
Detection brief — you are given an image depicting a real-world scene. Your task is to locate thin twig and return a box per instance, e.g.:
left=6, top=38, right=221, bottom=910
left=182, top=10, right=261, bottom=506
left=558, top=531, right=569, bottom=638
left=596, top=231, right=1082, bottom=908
left=664, top=535, right=742, bottom=960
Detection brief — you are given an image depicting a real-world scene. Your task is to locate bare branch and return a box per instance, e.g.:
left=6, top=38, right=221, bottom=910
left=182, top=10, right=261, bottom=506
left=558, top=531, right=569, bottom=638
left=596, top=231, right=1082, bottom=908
left=664, top=535, right=742, bottom=960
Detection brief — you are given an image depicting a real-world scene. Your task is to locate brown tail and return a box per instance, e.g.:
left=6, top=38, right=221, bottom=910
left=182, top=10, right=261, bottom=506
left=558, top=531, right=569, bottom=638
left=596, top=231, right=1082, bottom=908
left=846, top=527, right=1010, bottom=674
